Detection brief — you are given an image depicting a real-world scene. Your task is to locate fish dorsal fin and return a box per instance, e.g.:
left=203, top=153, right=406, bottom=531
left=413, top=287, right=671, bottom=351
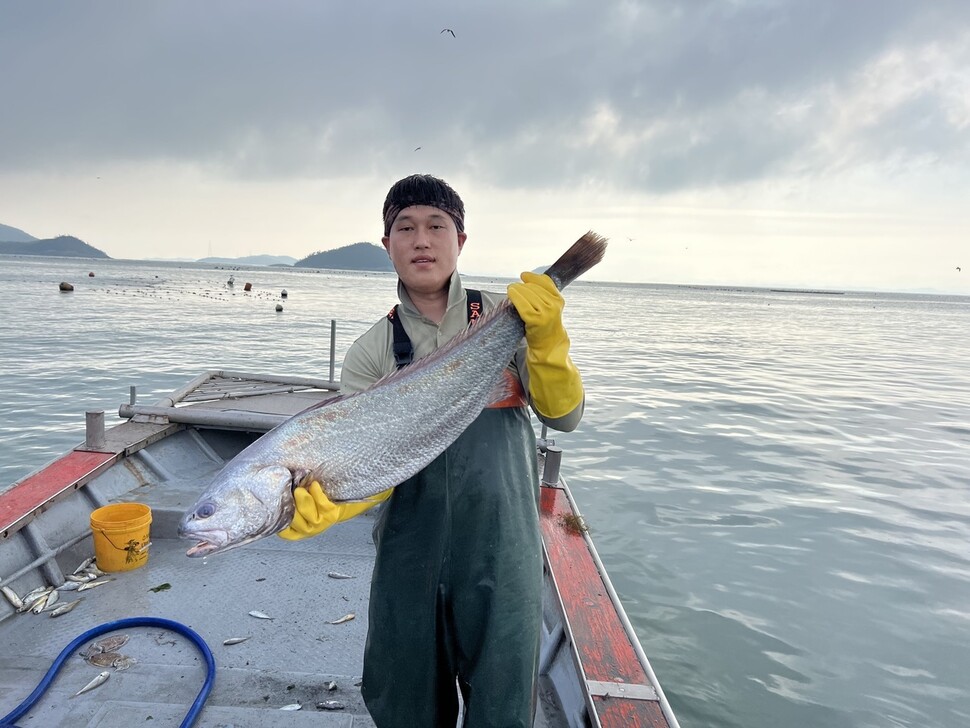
left=382, top=299, right=515, bottom=382
left=293, top=299, right=517, bottom=419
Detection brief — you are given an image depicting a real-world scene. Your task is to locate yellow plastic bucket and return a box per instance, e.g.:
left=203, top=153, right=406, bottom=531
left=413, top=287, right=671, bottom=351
left=90, top=503, right=152, bottom=572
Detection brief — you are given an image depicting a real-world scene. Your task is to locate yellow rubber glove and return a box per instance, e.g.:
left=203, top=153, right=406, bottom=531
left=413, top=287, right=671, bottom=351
left=507, top=271, right=584, bottom=419
left=278, top=481, right=393, bottom=541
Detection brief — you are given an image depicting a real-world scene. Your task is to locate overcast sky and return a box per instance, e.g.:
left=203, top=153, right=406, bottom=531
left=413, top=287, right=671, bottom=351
left=1, top=1, right=968, bottom=293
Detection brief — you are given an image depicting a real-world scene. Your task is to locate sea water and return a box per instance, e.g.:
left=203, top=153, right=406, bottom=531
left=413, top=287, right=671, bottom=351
left=1, top=255, right=968, bottom=728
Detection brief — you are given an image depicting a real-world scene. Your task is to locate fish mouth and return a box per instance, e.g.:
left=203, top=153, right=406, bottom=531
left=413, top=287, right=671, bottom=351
left=185, top=540, right=221, bottom=558
left=183, top=529, right=229, bottom=558
left=185, top=529, right=274, bottom=558
left=179, top=518, right=231, bottom=558
left=181, top=508, right=292, bottom=558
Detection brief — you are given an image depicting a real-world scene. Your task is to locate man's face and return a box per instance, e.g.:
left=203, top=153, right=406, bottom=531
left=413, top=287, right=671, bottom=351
left=382, top=205, right=466, bottom=297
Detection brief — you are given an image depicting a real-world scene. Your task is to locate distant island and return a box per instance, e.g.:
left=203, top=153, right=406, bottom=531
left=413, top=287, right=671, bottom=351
left=0, top=223, right=36, bottom=243
left=1, top=221, right=391, bottom=272
left=194, top=242, right=392, bottom=271
left=198, top=254, right=298, bottom=267
left=295, top=242, right=393, bottom=272
left=0, top=234, right=109, bottom=259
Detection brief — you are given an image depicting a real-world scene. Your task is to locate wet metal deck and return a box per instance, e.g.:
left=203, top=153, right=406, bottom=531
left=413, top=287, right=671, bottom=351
left=0, top=423, right=383, bottom=726
left=0, top=524, right=381, bottom=726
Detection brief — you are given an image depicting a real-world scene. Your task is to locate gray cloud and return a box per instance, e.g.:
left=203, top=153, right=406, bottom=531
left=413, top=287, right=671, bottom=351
left=2, top=0, right=968, bottom=193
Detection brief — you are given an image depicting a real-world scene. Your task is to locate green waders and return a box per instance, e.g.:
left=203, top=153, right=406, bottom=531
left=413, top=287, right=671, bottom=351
left=361, top=406, right=543, bottom=727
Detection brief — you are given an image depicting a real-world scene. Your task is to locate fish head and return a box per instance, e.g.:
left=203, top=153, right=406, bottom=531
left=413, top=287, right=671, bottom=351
left=179, top=462, right=298, bottom=557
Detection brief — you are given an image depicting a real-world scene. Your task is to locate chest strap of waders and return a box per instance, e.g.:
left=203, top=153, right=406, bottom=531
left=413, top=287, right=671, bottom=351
left=388, top=289, right=483, bottom=370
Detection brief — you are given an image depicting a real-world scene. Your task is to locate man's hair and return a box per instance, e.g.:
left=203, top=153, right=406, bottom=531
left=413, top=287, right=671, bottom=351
left=382, top=174, right=465, bottom=236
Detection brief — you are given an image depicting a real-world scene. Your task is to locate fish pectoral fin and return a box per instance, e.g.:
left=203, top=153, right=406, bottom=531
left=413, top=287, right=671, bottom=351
left=290, top=468, right=315, bottom=490
left=485, top=368, right=528, bottom=409
left=354, top=490, right=394, bottom=505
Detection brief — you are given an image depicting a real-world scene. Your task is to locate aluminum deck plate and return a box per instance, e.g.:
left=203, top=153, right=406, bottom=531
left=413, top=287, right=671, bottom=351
left=1, top=519, right=381, bottom=726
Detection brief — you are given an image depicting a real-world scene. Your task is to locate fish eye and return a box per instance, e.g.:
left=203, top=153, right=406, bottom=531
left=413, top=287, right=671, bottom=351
left=196, top=502, right=216, bottom=519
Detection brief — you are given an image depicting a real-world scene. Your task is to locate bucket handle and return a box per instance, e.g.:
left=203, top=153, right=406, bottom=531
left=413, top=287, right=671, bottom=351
left=96, top=529, right=151, bottom=562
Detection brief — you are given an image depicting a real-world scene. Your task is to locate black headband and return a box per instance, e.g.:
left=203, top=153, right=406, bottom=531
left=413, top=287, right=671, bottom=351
left=382, top=174, right=465, bottom=236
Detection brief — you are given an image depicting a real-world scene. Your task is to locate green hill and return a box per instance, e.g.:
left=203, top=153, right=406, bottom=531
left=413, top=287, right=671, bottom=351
left=296, top=242, right=393, bottom=272
left=0, top=235, right=110, bottom=259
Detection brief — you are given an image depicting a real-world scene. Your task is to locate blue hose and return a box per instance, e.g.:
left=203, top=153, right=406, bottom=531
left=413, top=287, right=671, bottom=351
left=0, top=616, right=216, bottom=728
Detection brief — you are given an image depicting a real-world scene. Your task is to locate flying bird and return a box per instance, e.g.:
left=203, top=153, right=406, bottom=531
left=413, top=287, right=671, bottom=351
left=958, top=266, right=962, bottom=272
left=414, top=146, right=422, bottom=151
left=441, top=28, right=456, bottom=37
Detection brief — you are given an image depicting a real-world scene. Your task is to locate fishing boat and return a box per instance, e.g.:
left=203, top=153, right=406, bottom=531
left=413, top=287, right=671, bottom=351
left=0, top=369, right=679, bottom=727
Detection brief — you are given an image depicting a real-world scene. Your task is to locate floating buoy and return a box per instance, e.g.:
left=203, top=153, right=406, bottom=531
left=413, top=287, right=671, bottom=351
left=275, top=304, right=283, bottom=312
left=281, top=289, right=288, bottom=298
left=59, top=282, right=74, bottom=292
left=88, top=272, right=95, bottom=277
left=244, top=282, right=252, bottom=292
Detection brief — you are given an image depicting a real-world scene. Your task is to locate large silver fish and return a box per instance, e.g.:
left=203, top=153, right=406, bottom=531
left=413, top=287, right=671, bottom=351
left=179, top=231, right=607, bottom=557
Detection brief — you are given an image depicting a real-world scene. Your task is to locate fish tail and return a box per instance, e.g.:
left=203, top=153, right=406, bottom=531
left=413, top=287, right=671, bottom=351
left=543, top=231, right=608, bottom=290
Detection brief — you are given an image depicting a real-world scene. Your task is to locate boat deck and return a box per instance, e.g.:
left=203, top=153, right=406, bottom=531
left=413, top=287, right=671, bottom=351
left=2, top=512, right=383, bottom=726
left=0, top=372, right=393, bottom=726
left=0, top=372, right=678, bottom=727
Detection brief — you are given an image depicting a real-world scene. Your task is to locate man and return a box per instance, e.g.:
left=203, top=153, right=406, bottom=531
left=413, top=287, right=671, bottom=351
left=280, top=174, right=585, bottom=726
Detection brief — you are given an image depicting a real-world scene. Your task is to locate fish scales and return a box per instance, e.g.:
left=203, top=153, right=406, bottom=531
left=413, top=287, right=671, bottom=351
left=179, top=232, right=607, bottom=557
left=307, top=307, right=525, bottom=500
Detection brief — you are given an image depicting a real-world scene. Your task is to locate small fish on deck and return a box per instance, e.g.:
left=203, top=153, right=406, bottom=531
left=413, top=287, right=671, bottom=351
left=72, top=670, right=110, bottom=697
left=72, top=557, right=95, bottom=574
left=317, top=700, right=346, bottom=711
left=30, top=590, right=55, bottom=614
left=38, top=590, right=59, bottom=612
left=49, top=598, right=83, bottom=617
left=18, top=587, right=53, bottom=613
left=77, top=578, right=114, bottom=592
left=1, top=586, right=24, bottom=610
